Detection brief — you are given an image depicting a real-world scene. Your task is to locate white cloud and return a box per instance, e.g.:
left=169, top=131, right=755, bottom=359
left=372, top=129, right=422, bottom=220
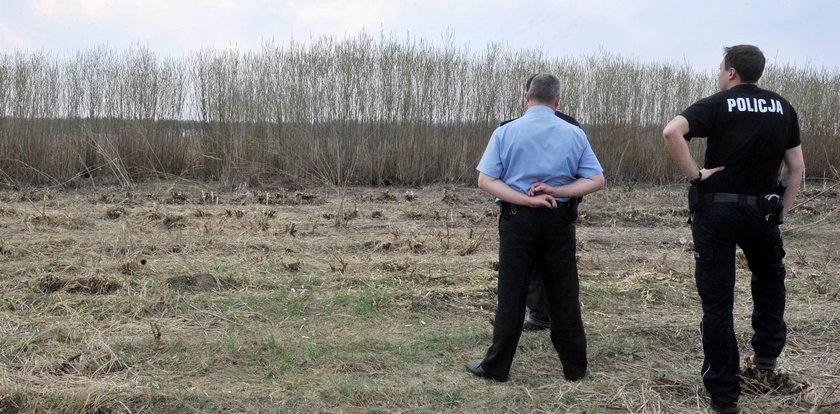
left=22, top=0, right=269, bottom=52
left=282, top=0, right=395, bottom=37
left=29, top=0, right=66, bottom=19
left=29, top=0, right=251, bottom=26
left=4, top=0, right=839, bottom=69
left=0, top=21, right=33, bottom=49
left=30, top=0, right=116, bottom=20
left=79, top=0, right=141, bottom=18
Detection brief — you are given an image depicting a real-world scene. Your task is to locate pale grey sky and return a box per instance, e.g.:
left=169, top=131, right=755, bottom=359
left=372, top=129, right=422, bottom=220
left=1, top=0, right=838, bottom=73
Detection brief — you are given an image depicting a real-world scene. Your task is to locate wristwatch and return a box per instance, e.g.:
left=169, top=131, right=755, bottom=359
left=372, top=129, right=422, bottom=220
left=689, top=170, right=702, bottom=185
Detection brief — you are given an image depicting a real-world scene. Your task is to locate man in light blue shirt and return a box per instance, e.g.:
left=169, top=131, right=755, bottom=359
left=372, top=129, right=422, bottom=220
left=466, top=73, right=605, bottom=383
left=477, top=105, right=603, bottom=201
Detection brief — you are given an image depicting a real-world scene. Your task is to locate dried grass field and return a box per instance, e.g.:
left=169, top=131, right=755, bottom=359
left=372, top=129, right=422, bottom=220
left=0, top=182, right=838, bottom=413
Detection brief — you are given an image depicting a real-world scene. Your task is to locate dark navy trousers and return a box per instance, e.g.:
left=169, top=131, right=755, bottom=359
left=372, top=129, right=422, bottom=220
left=527, top=275, right=550, bottom=325
left=480, top=203, right=587, bottom=381
left=691, top=201, right=787, bottom=407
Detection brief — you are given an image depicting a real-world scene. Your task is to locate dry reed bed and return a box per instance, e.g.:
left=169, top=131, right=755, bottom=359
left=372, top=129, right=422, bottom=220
left=1, top=35, right=838, bottom=186
left=0, top=182, right=838, bottom=413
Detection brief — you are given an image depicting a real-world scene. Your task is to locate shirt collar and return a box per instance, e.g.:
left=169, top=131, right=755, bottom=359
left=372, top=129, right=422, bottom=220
left=731, top=83, right=759, bottom=91
left=524, top=105, right=556, bottom=116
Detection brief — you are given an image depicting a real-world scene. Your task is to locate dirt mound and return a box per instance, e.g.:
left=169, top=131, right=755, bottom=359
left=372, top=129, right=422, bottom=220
left=65, top=276, right=122, bottom=294
left=28, top=275, right=121, bottom=294
left=740, top=357, right=813, bottom=395
left=164, top=273, right=231, bottom=291
left=28, top=274, right=66, bottom=293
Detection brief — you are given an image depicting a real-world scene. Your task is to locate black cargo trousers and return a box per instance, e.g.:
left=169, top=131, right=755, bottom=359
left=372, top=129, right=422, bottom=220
left=479, top=201, right=587, bottom=381
left=691, top=199, right=787, bottom=407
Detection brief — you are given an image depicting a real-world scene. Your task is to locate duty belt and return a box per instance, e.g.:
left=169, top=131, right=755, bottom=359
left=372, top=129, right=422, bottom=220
left=500, top=200, right=574, bottom=215
left=703, top=193, right=761, bottom=206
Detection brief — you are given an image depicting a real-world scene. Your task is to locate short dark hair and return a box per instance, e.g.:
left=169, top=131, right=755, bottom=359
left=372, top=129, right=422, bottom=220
left=525, top=73, right=537, bottom=91
left=526, top=73, right=560, bottom=103
left=723, top=45, right=765, bottom=83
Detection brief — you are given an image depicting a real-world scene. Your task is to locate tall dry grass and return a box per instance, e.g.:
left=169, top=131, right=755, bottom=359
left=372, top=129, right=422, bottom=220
left=0, top=33, right=837, bottom=186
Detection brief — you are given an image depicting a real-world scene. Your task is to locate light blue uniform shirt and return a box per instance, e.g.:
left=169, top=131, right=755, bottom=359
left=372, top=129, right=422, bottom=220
left=476, top=105, right=603, bottom=202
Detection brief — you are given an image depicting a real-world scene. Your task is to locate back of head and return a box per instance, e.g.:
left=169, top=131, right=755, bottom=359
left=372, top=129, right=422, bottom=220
left=724, top=45, right=766, bottom=84
left=526, top=73, right=561, bottom=104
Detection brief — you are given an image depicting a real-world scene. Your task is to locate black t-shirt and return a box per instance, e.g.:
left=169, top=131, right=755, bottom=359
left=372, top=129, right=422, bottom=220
left=681, top=84, right=801, bottom=195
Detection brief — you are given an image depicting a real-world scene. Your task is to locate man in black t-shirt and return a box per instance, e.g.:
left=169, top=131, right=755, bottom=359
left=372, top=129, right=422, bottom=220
left=663, top=45, right=804, bottom=414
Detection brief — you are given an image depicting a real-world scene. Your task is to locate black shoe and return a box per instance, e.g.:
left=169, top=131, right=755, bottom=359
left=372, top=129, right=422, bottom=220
left=564, top=368, right=588, bottom=382
left=465, top=361, right=506, bottom=382
left=752, top=355, right=777, bottom=371
left=710, top=400, right=740, bottom=414
left=522, top=319, right=549, bottom=331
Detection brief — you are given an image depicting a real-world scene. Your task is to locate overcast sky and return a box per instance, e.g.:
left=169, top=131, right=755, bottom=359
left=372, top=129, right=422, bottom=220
left=1, top=0, right=838, bottom=74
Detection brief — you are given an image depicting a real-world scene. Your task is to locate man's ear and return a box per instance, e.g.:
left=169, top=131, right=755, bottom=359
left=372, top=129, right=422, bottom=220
left=524, top=92, right=531, bottom=102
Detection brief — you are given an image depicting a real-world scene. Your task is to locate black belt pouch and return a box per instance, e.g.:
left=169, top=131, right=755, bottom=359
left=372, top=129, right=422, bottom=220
left=688, top=184, right=704, bottom=213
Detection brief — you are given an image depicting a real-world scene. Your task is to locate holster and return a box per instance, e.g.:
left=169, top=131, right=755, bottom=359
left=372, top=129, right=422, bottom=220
left=571, top=196, right=582, bottom=221
left=759, top=195, right=783, bottom=225
left=762, top=180, right=787, bottom=225
left=688, top=184, right=704, bottom=213
left=499, top=201, right=517, bottom=221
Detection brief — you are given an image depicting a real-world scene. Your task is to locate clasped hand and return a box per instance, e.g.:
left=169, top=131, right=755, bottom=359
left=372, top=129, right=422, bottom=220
left=526, top=182, right=557, bottom=208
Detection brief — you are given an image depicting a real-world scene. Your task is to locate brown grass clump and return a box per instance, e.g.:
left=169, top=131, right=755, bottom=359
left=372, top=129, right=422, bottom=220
left=740, top=358, right=814, bottom=396
left=403, top=208, right=426, bottom=219
left=363, top=240, right=392, bottom=252
left=104, top=206, right=128, bottom=219
left=28, top=274, right=67, bottom=293
left=164, top=273, right=228, bottom=291
left=27, top=274, right=122, bottom=294
left=118, top=260, right=145, bottom=275
left=377, top=190, right=398, bottom=202
left=65, top=276, right=122, bottom=294
left=458, top=239, right=482, bottom=256
left=381, top=260, right=411, bottom=272
left=282, top=260, right=302, bottom=272
left=442, top=187, right=459, bottom=204
left=25, top=214, right=52, bottom=227
left=0, top=390, right=26, bottom=413
left=161, top=214, right=188, bottom=229
left=0, top=207, right=20, bottom=217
